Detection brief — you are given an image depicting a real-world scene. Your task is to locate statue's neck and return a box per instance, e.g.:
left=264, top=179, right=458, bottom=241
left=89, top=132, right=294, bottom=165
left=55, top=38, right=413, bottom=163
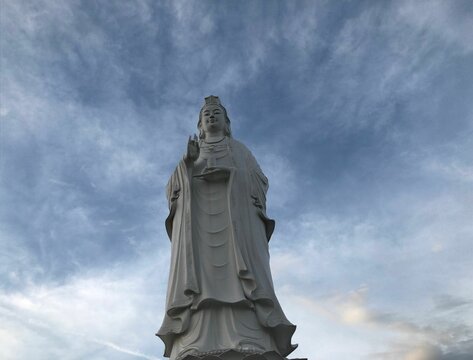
left=204, top=134, right=226, bottom=144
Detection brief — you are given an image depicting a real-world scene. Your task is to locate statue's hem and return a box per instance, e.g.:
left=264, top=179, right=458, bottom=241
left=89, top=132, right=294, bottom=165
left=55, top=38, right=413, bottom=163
left=177, top=349, right=307, bottom=360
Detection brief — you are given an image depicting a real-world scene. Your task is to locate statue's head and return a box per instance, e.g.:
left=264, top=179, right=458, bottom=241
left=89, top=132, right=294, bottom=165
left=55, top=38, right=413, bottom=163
left=198, top=95, right=232, bottom=139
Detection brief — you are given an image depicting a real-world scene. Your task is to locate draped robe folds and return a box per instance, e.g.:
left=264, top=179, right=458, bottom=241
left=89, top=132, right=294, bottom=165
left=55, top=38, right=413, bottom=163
left=157, top=137, right=296, bottom=359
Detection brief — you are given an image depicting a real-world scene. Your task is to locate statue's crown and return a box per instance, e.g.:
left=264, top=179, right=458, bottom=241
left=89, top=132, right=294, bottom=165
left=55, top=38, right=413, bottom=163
left=204, top=95, right=221, bottom=106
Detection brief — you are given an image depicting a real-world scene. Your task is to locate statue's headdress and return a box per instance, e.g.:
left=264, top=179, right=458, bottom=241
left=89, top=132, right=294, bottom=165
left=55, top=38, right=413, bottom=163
left=204, top=95, right=221, bottom=106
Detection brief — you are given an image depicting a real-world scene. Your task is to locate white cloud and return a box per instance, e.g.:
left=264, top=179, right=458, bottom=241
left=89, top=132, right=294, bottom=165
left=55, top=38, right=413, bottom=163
left=403, top=343, right=443, bottom=360
left=268, top=184, right=473, bottom=358
left=91, top=339, right=161, bottom=360
left=1, top=1, right=472, bottom=359
left=398, top=0, right=473, bottom=54
left=278, top=284, right=473, bottom=359
left=0, top=253, right=169, bottom=360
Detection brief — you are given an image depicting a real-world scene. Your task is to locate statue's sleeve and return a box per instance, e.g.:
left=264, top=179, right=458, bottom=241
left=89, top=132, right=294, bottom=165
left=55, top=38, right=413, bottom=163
left=247, top=152, right=269, bottom=211
left=166, top=168, right=181, bottom=209
left=164, top=161, right=185, bottom=241
left=246, top=150, right=275, bottom=241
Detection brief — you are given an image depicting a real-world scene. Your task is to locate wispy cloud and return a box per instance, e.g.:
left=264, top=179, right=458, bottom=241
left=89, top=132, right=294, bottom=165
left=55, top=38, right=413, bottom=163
left=269, top=188, right=473, bottom=358
left=0, top=254, right=168, bottom=359
left=281, top=286, right=473, bottom=359
left=91, top=339, right=161, bottom=360
left=1, top=1, right=472, bottom=359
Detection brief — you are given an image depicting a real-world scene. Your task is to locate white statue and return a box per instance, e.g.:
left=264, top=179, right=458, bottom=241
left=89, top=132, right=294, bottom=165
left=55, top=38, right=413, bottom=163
left=157, top=96, right=297, bottom=360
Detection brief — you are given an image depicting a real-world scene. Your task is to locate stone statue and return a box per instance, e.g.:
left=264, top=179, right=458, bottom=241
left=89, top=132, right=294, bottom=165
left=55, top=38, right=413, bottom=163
left=157, top=96, right=298, bottom=360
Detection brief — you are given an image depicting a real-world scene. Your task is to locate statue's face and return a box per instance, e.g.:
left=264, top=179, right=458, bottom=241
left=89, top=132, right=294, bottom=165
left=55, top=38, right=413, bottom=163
left=200, top=105, right=226, bottom=135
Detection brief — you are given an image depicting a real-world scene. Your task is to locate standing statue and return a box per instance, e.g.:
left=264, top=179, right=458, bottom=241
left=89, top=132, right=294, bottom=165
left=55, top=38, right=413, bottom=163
left=157, top=96, right=297, bottom=360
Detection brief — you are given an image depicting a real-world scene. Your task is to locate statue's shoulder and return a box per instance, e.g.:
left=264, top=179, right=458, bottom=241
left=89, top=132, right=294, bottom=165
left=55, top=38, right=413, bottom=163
left=229, top=138, right=259, bottom=166
left=228, top=137, right=252, bottom=155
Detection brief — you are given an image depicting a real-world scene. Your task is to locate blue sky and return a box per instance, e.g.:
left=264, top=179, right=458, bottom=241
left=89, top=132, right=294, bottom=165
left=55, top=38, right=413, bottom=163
left=1, top=1, right=472, bottom=359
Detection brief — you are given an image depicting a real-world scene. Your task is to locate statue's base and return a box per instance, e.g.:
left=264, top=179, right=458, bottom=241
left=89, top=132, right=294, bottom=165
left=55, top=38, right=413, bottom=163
left=180, top=349, right=307, bottom=360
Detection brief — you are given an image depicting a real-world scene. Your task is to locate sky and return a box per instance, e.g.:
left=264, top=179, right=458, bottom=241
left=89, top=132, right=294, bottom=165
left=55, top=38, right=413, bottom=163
left=1, top=0, right=473, bottom=359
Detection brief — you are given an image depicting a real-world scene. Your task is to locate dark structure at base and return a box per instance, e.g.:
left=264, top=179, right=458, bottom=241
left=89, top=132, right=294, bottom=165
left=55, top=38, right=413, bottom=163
left=180, top=349, right=307, bottom=360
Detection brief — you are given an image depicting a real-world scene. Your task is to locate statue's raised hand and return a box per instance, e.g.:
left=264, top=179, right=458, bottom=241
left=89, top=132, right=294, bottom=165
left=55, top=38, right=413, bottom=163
left=186, top=134, right=200, bottom=163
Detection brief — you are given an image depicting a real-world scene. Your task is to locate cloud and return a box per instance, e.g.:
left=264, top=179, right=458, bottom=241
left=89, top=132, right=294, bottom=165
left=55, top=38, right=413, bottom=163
left=398, top=0, right=473, bottom=54
left=280, top=286, right=473, bottom=359
left=434, top=295, right=473, bottom=312
left=1, top=1, right=472, bottom=359
left=268, top=186, right=473, bottom=358
left=276, top=0, right=473, bottom=144
left=91, top=339, right=161, bottom=360
left=373, top=341, right=473, bottom=360
left=0, top=253, right=168, bottom=360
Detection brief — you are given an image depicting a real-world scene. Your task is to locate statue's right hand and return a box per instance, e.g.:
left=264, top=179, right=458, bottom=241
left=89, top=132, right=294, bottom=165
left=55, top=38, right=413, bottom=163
left=186, top=134, right=200, bottom=162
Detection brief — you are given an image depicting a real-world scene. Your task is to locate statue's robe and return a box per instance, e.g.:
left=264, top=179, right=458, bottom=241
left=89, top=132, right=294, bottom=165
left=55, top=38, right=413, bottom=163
left=157, top=137, right=296, bottom=359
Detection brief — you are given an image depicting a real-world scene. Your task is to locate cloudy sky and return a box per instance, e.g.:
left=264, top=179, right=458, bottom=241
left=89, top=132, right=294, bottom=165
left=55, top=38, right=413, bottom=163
left=1, top=1, right=473, bottom=359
